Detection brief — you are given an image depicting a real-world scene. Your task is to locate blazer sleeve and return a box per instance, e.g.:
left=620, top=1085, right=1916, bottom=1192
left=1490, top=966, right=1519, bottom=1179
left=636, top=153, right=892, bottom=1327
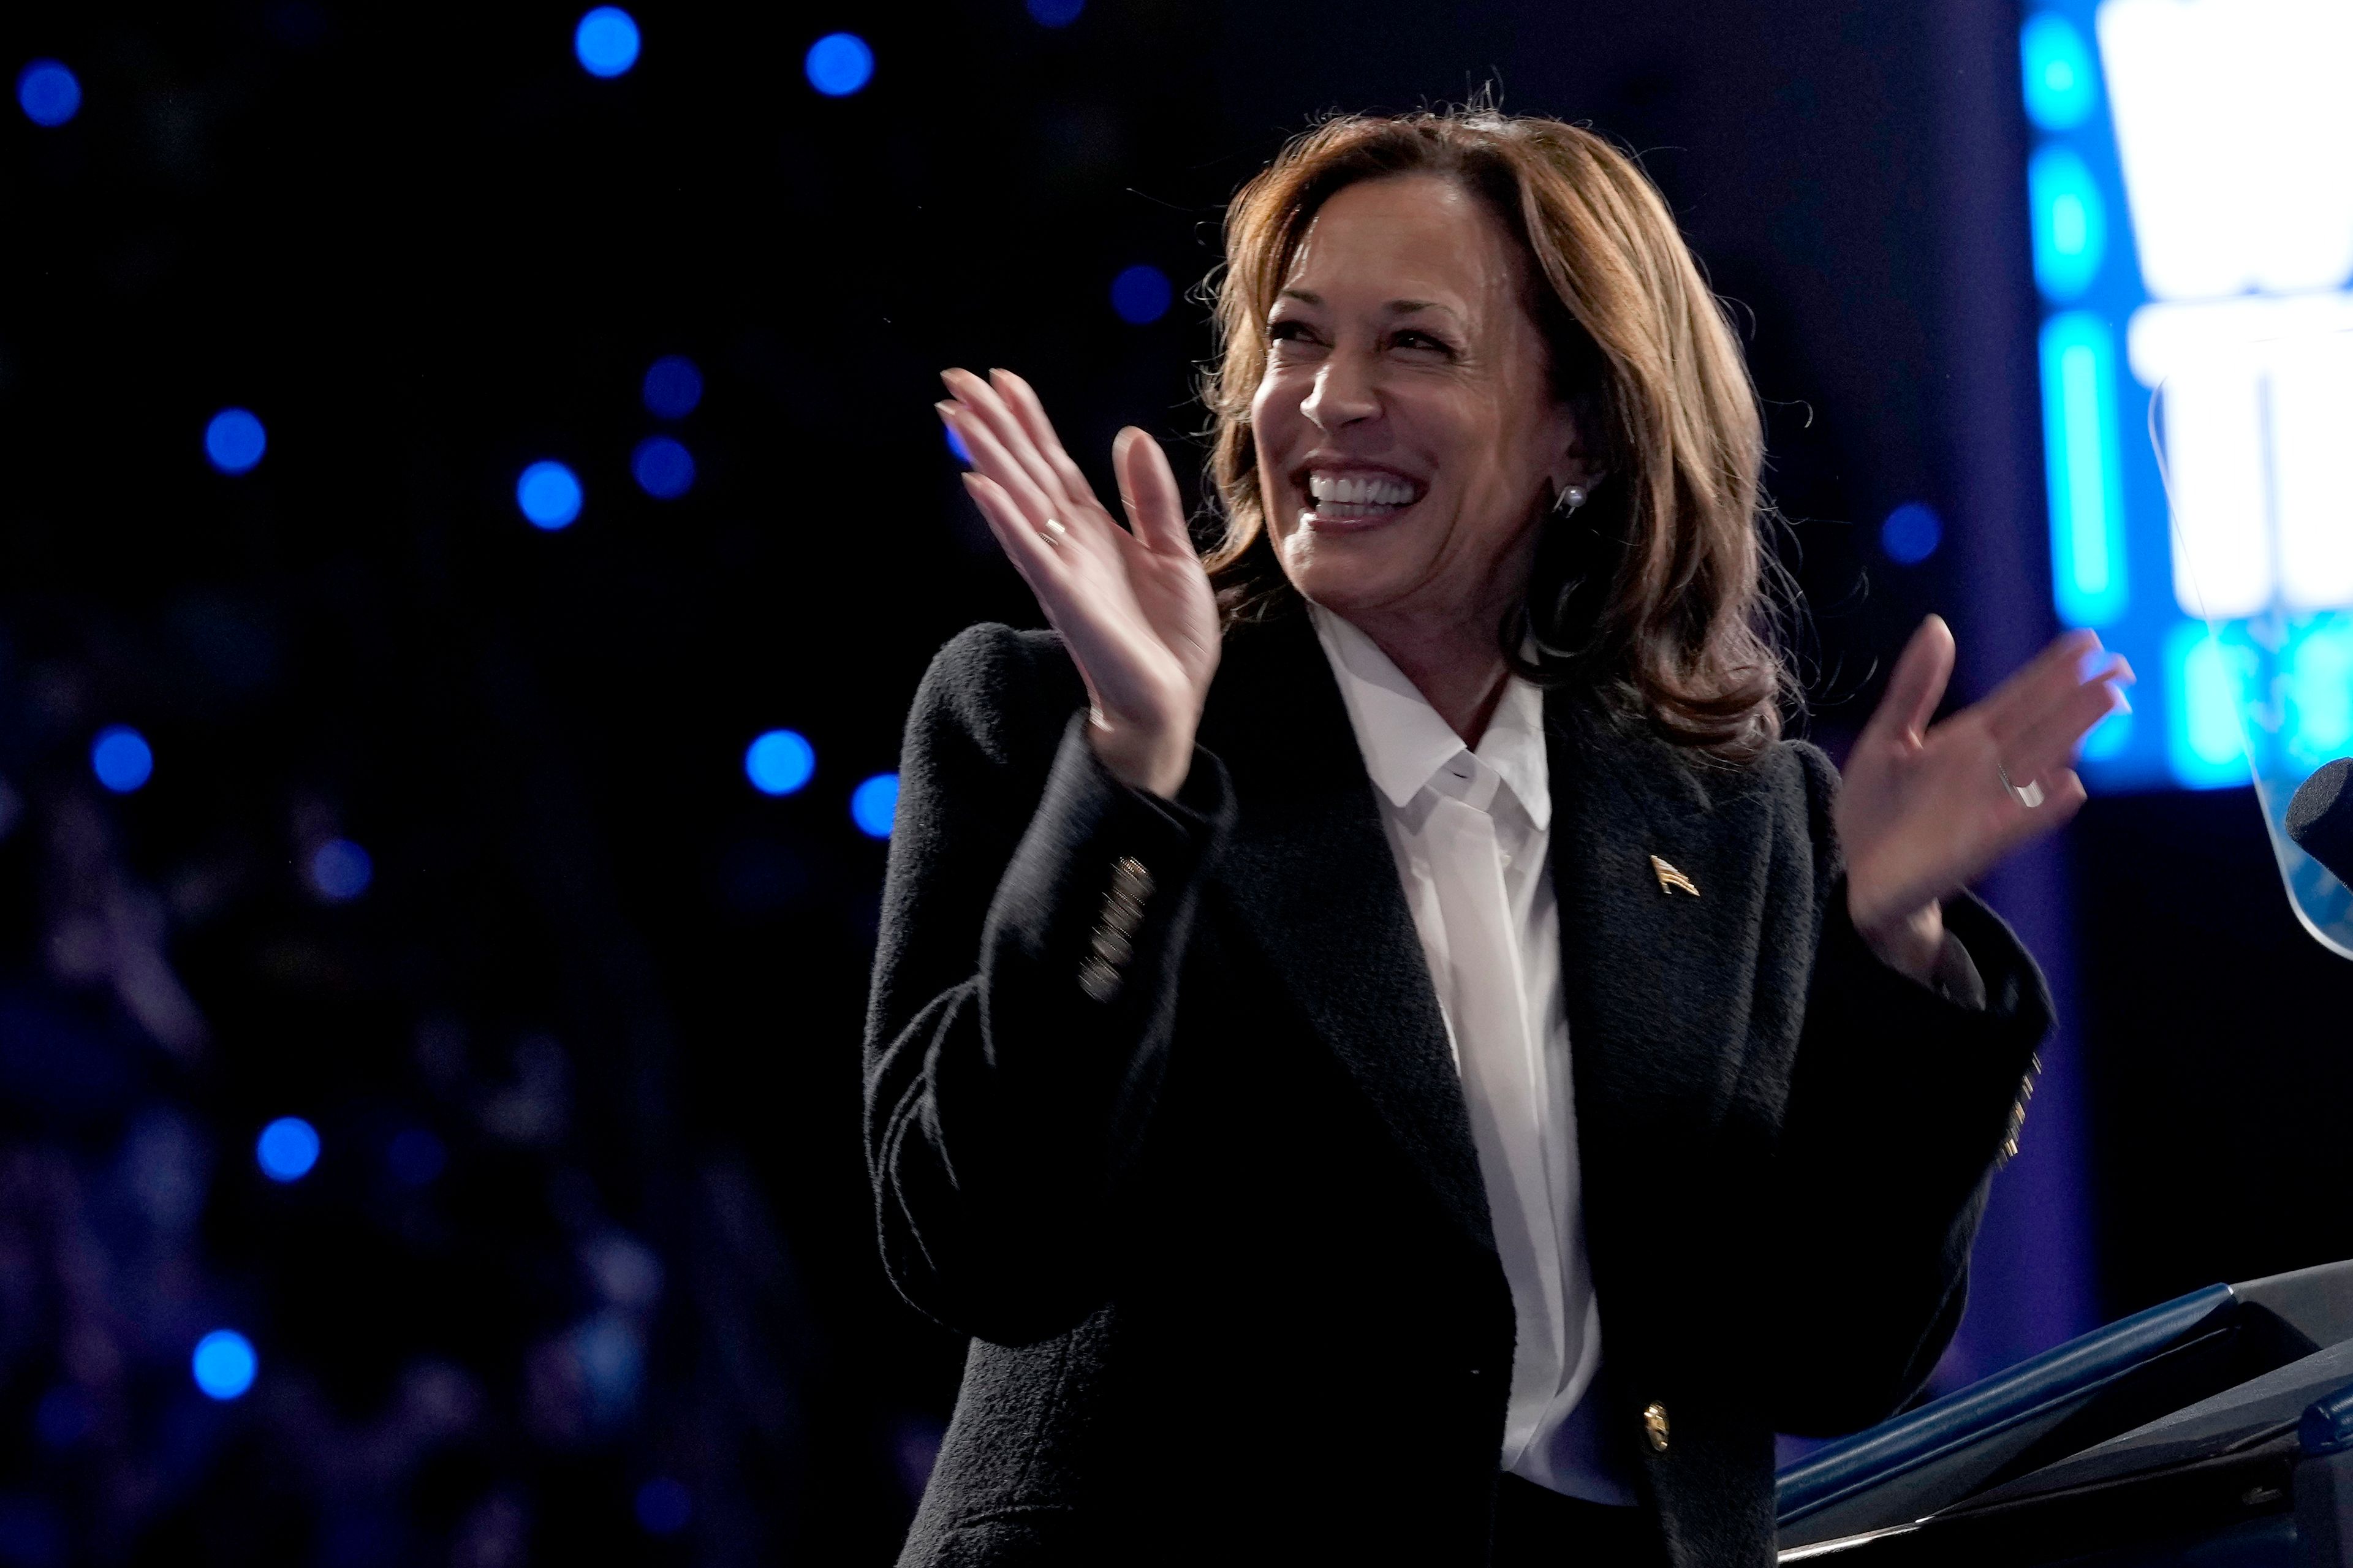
left=1761, top=743, right=2053, bottom=1437
left=863, top=624, right=1235, bottom=1346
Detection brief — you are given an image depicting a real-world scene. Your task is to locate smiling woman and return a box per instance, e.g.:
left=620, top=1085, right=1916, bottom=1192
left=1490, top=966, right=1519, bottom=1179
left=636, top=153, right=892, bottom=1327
left=878, top=106, right=2129, bottom=1567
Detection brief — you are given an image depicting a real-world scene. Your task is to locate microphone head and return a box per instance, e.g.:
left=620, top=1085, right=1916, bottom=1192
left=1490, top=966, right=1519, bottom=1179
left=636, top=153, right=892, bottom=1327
left=2287, top=757, right=2353, bottom=887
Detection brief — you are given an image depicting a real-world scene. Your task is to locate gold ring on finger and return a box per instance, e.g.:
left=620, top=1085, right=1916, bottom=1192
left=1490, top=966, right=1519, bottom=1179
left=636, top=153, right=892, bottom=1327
left=1998, top=762, right=2045, bottom=809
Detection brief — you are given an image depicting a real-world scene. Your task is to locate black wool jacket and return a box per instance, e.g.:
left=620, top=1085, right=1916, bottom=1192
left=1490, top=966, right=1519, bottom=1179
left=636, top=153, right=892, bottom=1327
left=864, top=606, right=2052, bottom=1567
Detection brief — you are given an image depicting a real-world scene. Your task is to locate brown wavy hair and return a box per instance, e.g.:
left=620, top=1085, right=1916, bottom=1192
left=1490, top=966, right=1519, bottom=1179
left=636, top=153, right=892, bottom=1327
left=1200, top=108, right=1790, bottom=762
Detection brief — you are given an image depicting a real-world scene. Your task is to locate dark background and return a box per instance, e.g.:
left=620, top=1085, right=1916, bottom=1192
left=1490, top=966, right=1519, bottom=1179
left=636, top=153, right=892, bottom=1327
left=0, top=1, right=2343, bottom=1562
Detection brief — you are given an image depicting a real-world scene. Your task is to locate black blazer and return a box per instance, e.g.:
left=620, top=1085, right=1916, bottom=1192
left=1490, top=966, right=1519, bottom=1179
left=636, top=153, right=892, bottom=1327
left=865, top=607, right=2051, bottom=1567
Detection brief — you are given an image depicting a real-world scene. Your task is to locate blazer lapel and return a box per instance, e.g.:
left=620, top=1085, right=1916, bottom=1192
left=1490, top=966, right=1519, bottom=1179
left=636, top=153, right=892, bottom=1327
left=1545, top=694, right=1765, bottom=1191
left=1200, top=612, right=1495, bottom=1254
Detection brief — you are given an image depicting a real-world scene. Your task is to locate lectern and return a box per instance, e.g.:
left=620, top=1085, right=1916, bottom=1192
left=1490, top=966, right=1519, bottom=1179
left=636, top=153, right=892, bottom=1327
left=1776, top=1259, right=2353, bottom=1564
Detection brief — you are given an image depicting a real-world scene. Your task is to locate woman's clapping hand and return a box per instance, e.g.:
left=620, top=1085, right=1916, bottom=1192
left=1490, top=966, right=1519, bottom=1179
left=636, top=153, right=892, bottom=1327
left=938, top=369, right=1220, bottom=799
left=1838, top=615, right=2132, bottom=981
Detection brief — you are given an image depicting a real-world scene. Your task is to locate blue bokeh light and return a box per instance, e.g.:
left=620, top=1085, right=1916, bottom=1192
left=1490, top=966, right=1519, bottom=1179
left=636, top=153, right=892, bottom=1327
left=631, top=435, right=696, bottom=499
left=1881, top=502, right=1944, bottom=565
left=17, top=60, right=81, bottom=127
left=192, top=1330, right=257, bottom=1400
left=746, top=730, right=816, bottom=796
left=642, top=355, right=703, bottom=419
left=34, top=1386, right=92, bottom=1449
left=805, top=32, right=874, bottom=96
left=1110, top=264, right=1172, bottom=325
left=91, top=726, right=154, bottom=793
left=851, top=773, right=900, bottom=838
left=389, top=1128, right=447, bottom=1187
left=256, top=1116, right=321, bottom=1182
left=574, top=7, right=641, bottom=77
left=2020, top=12, right=2098, bottom=132
left=205, top=408, right=268, bottom=474
left=944, top=422, right=972, bottom=464
left=1027, top=0, right=1085, bottom=25
left=309, top=838, right=373, bottom=901
left=2028, top=145, right=2106, bottom=302
left=635, top=1477, right=692, bottom=1536
left=518, top=460, right=583, bottom=529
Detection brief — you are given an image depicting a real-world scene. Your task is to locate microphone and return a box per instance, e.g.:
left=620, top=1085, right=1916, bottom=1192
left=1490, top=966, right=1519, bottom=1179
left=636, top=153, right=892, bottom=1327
left=2287, top=758, right=2353, bottom=887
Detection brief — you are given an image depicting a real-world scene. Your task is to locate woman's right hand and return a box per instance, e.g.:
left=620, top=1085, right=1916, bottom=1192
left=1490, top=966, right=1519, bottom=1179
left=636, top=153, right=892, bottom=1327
left=938, top=368, right=1220, bottom=798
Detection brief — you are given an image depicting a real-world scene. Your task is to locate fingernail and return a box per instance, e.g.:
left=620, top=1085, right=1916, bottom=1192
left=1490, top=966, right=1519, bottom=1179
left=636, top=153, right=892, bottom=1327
left=934, top=400, right=957, bottom=419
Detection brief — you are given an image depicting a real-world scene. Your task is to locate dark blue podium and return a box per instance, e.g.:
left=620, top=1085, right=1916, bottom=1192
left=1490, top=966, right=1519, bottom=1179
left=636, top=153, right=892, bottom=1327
left=1776, top=1260, right=2353, bottom=1565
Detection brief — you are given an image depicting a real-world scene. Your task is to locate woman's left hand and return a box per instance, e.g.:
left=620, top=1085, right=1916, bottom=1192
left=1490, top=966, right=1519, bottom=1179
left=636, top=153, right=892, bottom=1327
left=1837, top=615, right=2132, bottom=982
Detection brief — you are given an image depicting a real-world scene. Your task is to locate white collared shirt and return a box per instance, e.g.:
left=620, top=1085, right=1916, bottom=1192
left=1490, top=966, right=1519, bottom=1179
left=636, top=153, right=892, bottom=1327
left=1311, top=604, right=1633, bottom=1506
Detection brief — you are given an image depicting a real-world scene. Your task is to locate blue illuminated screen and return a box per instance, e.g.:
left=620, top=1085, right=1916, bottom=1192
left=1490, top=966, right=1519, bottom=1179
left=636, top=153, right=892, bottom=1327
left=2023, top=0, right=2353, bottom=791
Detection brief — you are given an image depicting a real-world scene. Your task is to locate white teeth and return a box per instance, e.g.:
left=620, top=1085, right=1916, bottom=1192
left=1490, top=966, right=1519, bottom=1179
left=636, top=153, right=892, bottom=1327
left=1307, top=472, right=1415, bottom=506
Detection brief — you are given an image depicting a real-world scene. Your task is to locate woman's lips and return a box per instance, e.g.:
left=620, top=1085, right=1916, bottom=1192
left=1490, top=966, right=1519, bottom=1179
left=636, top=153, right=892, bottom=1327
left=1296, top=468, right=1424, bottom=530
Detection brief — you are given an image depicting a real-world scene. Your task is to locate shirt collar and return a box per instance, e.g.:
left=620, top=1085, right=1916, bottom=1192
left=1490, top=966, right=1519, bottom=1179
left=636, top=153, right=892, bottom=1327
left=1309, top=602, right=1552, bottom=831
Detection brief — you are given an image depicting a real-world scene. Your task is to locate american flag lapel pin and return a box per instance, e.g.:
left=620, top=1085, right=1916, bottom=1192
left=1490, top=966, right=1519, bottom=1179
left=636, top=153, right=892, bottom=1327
left=1650, top=854, right=1700, bottom=897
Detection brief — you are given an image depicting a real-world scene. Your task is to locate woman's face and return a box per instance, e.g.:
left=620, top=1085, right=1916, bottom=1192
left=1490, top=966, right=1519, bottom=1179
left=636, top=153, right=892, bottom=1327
left=1251, top=173, right=1587, bottom=633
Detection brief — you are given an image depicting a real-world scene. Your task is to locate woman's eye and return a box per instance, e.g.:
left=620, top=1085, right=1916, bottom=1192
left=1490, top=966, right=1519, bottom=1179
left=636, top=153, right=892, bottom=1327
left=1392, top=330, right=1453, bottom=355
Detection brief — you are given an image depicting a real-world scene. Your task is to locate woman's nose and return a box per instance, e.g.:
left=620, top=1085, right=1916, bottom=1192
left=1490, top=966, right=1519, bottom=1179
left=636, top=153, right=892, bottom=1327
left=1301, top=355, right=1379, bottom=431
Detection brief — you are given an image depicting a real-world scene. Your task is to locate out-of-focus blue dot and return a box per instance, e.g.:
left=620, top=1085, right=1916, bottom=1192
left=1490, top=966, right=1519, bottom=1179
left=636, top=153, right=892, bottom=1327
left=1027, top=0, right=1085, bottom=25
left=635, top=1477, right=692, bottom=1536
left=91, top=725, right=154, bottom=793
left=851, top=773, right=899, bottom=838
left=1882, top=502, right=1944, bottom=565
left=192, top=1330, right=257, bottom=1400
left=34, top=1385, right=93, bottom=1449
left=309, top=838, right=373, bottom=901
left=17, top=60, right=81, bottom=126
left=805, top=32, right=874, bottom=96
left=518, top=460, right=583, bottom=529
left=256, top=1116, right=321, bottom=1181
left=642, top=355, right=702, bottom=419
left=631, top=435, right=696, bottom=499
left=205, top=408, right=268, bottom=474
left=388, top=1128, right=446, bottom=1187
left=2020, top=12, right=2097, bottom=132
left=944, top=422, right=972, bottom=464
left=575, top=7, right=640, bottom=76
left=745, top=730, right=816, bottom=796
left=1110, top=264, right=1172, bottom=325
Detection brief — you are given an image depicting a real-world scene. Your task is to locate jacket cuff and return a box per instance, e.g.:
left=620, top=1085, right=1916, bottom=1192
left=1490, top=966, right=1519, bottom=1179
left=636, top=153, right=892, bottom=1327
left=1800, top=884, right=2053, bottom=1166
left=977, top=714, right=1234, bottom=1069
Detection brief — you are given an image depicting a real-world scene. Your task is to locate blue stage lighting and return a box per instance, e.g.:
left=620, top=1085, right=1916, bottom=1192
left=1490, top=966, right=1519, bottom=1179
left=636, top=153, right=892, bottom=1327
left=1881, top=502, right=1944, bottom=565
left=192, top=1330, right=257, bottom=1400
left=17, top=60, right=81, bottom=127
left=309, top=838, right=373, bottom=901
left=91, top=726, right=154, bottom=793
left=1028, top=0, right=1085, bottom=24
left=944, top=422, right=972, bottom=464
left=2029, top=146, right=2106, bottom=301
left=1110, top=264, right=1172, bottom=325
left=256, top=1117, right=321, bottom=1181
left=631, top=436, right=695, bottom=499
left=2039, top=311, right=2127, bottom=629
left=851, top=773, right=899, bottom=838
left=642, top=355, right=702, bottom=419
left=2020, top=13, right=2098, bottom=132
left=518, top=461, right=583, bottom=529
left=205, top=408, right=267, bottom=474
left=636, top=1477, right=692, bottom=1536
left=805, top=33, right=873, bottom=96
left=575, top=7, right=640, bottom=77
left=746, top=730, right=816, bottom=796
